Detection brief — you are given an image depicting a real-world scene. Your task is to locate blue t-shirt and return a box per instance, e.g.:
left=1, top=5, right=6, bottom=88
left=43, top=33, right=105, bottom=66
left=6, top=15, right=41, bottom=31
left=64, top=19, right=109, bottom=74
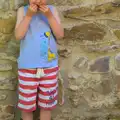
left=17, top=5, right=58, bottom=69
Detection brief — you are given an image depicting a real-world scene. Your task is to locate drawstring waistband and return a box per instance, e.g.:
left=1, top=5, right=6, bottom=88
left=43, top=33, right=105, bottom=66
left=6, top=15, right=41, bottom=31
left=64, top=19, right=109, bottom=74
left=35, top=68, right=45, bottom=78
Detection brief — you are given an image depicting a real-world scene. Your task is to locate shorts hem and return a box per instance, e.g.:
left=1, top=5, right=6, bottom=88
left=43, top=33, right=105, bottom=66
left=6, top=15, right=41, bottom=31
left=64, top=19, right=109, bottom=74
left=17, top=105, right=36, bottom=112
left=38, top=105, right=57, bottom=111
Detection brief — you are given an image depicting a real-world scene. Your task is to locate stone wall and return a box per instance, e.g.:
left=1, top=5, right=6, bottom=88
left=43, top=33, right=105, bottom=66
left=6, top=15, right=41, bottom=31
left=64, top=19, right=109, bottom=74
left=0, top=0, right=20, bottom=120
left=55, top=0, right=120, bottom=120
left=1, top=0, right=120, bottom=120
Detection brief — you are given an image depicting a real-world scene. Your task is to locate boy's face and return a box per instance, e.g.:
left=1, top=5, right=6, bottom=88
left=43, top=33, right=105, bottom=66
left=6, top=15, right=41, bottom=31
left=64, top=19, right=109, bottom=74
left=29, top=0, right=47, bottom=5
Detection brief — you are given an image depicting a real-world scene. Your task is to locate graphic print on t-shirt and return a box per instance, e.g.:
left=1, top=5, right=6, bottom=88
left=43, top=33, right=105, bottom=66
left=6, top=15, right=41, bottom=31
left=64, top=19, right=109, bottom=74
left=40, top=31, right=56, bottom=61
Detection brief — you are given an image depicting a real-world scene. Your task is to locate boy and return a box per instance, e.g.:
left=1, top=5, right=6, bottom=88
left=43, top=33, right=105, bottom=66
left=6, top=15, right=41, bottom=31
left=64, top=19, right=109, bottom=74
left=15, top=0, right=64, bottom=120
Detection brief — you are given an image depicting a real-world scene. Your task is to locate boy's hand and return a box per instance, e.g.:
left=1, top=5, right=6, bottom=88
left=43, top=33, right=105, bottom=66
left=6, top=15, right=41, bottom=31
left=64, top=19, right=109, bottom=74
left=26, top=4, right=38, bottom=18
left=39, top=5, right=53, bottom=18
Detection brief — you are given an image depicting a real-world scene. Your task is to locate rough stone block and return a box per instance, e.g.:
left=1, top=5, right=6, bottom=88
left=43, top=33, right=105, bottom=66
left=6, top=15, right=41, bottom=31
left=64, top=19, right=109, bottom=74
left=93, top=73, right=113, bottom=95
left=64, top=23, right=106, bottom=41
left=89, top=56, right=110, bottom=73
left=0, top=94, right=7, bottom=101
left=0, top=0, right=10, bottom=10
left=4, top=105, right=14, bottom=114
left=0, top=32, right=12, bottom=44
left=115, top=53, right=120, bottom=70
left=74, top=57, right=88, bottom=72
left=113, top=69, right=120, bottom=90
left=0, top=71, right=16, bottom=90
left=0, top=11, right=16, bottom=34
left=0, top=60, right=12, bottom=71
left=0, top=53, right=17, bottom=62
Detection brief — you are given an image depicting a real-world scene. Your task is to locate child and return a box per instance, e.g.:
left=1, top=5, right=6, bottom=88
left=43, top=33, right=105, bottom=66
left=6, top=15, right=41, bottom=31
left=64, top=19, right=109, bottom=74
left=15, top=0, right=64, bottom=120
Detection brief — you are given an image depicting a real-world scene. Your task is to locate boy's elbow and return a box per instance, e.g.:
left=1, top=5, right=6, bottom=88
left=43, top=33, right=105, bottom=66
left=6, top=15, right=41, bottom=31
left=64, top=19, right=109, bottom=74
left=60, top=31, right=64, bottom=38
left=15, top=32, right=23, bottom=40
left=57, top=30, right=64, bottom=39
left=59, top=33, right=64, bottom=39
left=15, top=35, right=20, bottom=40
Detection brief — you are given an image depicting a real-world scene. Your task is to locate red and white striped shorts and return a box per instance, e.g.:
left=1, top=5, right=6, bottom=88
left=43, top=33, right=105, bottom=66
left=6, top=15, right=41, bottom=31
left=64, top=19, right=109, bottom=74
left=17, top=66, right=59, bottom=112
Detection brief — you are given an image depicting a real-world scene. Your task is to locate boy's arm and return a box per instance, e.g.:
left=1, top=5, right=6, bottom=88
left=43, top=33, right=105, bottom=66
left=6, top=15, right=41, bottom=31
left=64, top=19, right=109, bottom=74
left=48, top=7, right=64, bottom=39
left=39, top=6, right=64, bottom=39
left=15, top=5, right=38, bottom=40
left=15, top=7, right=31, bottom=40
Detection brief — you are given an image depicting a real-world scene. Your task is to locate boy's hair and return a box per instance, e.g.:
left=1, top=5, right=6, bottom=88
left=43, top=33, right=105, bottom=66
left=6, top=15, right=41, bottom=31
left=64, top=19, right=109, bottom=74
left=24, top=0, right=29, bottom=5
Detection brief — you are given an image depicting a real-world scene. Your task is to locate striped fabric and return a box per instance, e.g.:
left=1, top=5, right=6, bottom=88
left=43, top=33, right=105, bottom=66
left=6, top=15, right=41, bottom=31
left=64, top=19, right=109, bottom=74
left=17, top=66, right=59, bottom=112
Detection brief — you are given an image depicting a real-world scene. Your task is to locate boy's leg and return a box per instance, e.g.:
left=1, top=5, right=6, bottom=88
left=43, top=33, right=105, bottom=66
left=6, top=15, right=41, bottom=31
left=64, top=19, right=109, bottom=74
left=40, top=109, right=51, bottom=120
left=22, top=111, right=33, bottom=120
left=17, top=69, right=38, bottom=120
left=38, top=67, right=59, bottom=120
